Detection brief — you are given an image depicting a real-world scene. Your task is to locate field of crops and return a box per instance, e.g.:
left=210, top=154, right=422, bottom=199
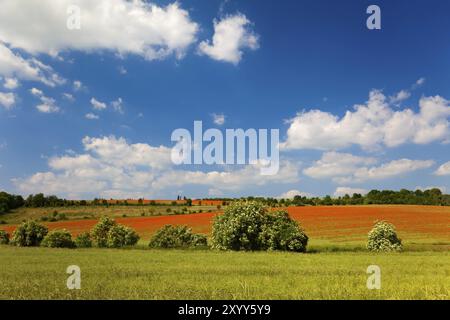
left=0, top=246, right=448, bottom=300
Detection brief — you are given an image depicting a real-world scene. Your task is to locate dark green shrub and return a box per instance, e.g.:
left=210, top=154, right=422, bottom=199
left=90, top=216, right=117, bottom=247
left=11, top=220, right=48, bottom=246
left=259, top=210, right=308, bottom=252
left=0, top=230, right=9, bottom=244
left=367, top=221, right=402, bottom=252
left=149, top=225, right=207, bottom=248
left=107, top=224, right=140, bottom=248
left=74, top=232, right=92, bottom=248
left=41, top=229, right=75, bottom=248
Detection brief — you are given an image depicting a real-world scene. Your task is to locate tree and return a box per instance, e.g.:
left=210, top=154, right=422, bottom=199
left=367, top=221, right=402, bottom=252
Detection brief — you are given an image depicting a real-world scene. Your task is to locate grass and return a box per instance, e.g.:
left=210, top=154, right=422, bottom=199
left=0, top=246, right=448, bottom=300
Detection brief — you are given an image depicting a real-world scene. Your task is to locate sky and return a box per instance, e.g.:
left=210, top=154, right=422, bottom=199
left=0, top=0, right=450, bottom=200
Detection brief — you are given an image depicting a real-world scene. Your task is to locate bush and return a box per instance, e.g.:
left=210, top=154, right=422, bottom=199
left=259, top=210, right=308, bottom=252
left=211, top=201, right=267, bottom=251
left=149, top=225, right=207, bottom=248
left=367, top=221, right=402, bottom=252
left=11, top=220, right=48, bottom=246
left=90, top=216, right=117, bottom=247
left=41, top=229, right=75, bottom=248
left=74, top=232, right=92, bottom=248
left=107, top=224, right=140, bottom=248
left=0, top=230, right=9, bottom=244
left=211, top=201, right=308, bottom=252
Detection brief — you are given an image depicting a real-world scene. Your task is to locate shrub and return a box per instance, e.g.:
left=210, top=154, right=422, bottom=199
left=11, top=220, right=48, bottom=246
left=41, top=229, right=75, bottom=248
left=211, top=201, right=308, bottom=252
left=149, top=225, right=207, bottom=248
left=90, top=216, right=117, bottom=247
left=0, top=230, right=9, bottom=244
left=259, top=210, right=308, bottom=252
left=74, top=232, right=92, bottom=248
left=367, top=221, right=402, bottom=252
left=107, top=224, right=140, bottom=248
left=211, top=201, right=267, bottom=251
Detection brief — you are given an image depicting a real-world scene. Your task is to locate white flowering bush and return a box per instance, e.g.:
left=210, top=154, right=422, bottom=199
left=41, top=229, right=75, bottom=248
left=367, top=221, right=402, bottom=252
left=11, top=220, right=48, bottom=247
left=149, top=225, right=207, bottom=248
left=107, top=224, right=140, bottom=248
left=211, top=201, right=308, bottom=252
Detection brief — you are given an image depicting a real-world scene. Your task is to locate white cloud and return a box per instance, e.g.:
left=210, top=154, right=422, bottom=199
left=0, top=92, right=15, bottom=109
left=0, top=0, right=198, bottom=61
left=85, top=113, right=99, bottom=120
left=111, top=98, right=124, bottom=114
left=3, top=77, right=19, bottom=89
left=198, top=13, right=259, bottom=64
left=212, top=113, right=225, bottom=125
left=390, top=89, right=411, bottom=104
left=277, top=189, right=314, bottom=199
left=282, top=90, right=450, bottom=150
left=304, top=152, right=434, bottom=184
left=118, top=66, right=127, bottom=75
left=13, top=136, right=298, bottom=198
left=73, top=80, right=84, bottom=91
left=435, top=161, right=450, bottom=176
left=62, top=93, right=74, bottom=102
left=334, top=187, right=368, bottom=197
left=30, top=87, right=60, bottom=113
left=0, top=42, right=65, bottom=86
left=90, top=97, right=107, bottom=110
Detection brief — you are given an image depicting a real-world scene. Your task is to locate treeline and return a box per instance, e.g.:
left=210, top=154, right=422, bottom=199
left=0, top=192, right=24, bottom=214
left=206, top=188, right=450, bottom=207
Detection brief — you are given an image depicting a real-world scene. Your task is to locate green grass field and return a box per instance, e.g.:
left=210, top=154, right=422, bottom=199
left=0, top=246, right=448, bottom=300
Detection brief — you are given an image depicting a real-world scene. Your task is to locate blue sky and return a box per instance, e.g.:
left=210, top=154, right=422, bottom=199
left=0, top=0, right=449, bottom=199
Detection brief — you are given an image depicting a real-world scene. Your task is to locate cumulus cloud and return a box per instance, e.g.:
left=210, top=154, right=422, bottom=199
left=282, top=90, right=450, bottom=151
left=212, top=113, right=225, bottom=125
left=90, top=98, right=107, bottom=110
left=111, top=98, right=124, bottom=114
left=3, top=77, right=19, bottom=89
left=30, top=87, right=60, bottom=113
left=13, top=136, right=298, bottom=198
left=198, top=13, right=259, bottom=64
left=0, top=42, right=65, bottom=86
left=0, top=92, right=15, bottom=109
left=304, top=152, right=434, bottom=184
left=276, top=189, right=314, bottom=199
left=0, top=0, right=198, bottom=61
left=334, top=187, right=368, bottom=197
left=73, top=80, right=84, bottom=91
left=435, top=161, right=450, bottom=176
left=85, top=113, right=99, bottom=120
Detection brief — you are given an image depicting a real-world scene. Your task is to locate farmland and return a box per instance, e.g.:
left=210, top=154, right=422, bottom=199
left=0, top=204, right=449, bottom=299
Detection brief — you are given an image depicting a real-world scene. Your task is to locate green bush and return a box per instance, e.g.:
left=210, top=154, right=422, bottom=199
left=259, top=210, right=308, bottom=252
left=41, top=229, right=75, bottom=248
left=74, top=232, right=92, bottom=248
left=211, top=201, right=308, bottom=252
left=90, top=216, right=117, bottom=247
left=0, top=230, right=9, bottom=244
left=11, top=220, right=48, bottom=247
left=367, top=221, right=403, bottom=252
left=211, top=201, right=267, bottom=251
left=107, top=224, right=140, bottom=248
left=149, top=225, right=207, bottom=248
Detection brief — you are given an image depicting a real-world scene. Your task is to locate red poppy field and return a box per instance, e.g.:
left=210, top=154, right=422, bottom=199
left=3, top=205, right=449, bottom=245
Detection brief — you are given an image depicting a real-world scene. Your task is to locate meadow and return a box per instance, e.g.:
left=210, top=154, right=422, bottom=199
left=0, top=204, right=449, bottom=300
left=0, top=246, right=448, bottom=300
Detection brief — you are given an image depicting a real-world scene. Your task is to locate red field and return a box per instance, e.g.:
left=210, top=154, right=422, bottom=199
left=3, top=205, right=449, bottom=243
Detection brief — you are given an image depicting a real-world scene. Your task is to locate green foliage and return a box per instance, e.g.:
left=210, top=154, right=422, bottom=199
left=259, top=210, right=308, bottom=252
left=211, top=201, right=267, bottom=251
left=90, top=216, right=117, bottom=247
left=0, top=230, right=10, bottom=244
left=90, top=217, right=139, bottom=248
left=74, top=232, right=92, bottom=248
left=107, top=224, right=140, bottom=248
left=367, top=221, right=403, bottom=252
left=149, top=225, right=207, bottom=248
left=211, top=201, right=308, bottom=252
left=11, top=220, right=48, bottom=247
left=41, top=229, right=75, bottom=248
left=0, top=191, right=24, bottom=214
